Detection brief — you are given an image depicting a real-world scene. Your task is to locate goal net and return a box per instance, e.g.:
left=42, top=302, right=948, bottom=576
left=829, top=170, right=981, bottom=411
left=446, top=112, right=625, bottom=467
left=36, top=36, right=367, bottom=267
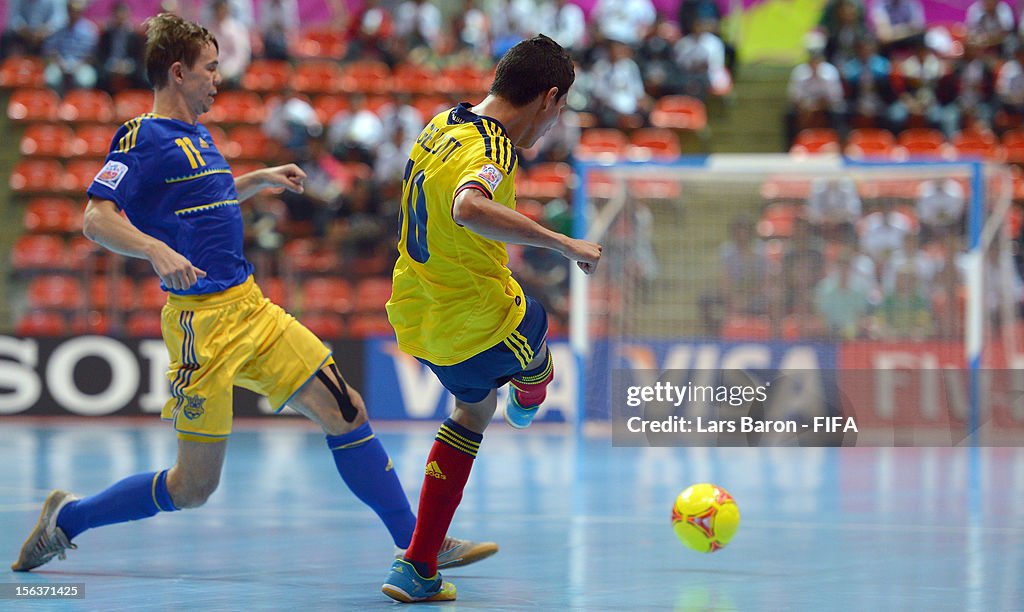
left=571, top=155, right=1022, bottom=445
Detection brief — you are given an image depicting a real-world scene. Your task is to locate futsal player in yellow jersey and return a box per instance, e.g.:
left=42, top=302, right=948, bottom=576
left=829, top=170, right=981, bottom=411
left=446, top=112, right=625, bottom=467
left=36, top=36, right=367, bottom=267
left=382, top=35, right=603, bottom=603
left=12, top=13, right=495, bottom=576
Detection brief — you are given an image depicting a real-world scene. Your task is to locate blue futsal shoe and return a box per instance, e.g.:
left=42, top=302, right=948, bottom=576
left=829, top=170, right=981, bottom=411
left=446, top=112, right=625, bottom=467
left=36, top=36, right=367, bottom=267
left=381, top=559, right=456, bottom=603
left=503, top=387, right=539, bottom=429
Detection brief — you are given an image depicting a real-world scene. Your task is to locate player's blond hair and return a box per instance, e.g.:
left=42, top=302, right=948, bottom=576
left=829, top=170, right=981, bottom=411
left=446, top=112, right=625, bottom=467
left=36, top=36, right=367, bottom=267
left=143, top=13, right=219, bottom=90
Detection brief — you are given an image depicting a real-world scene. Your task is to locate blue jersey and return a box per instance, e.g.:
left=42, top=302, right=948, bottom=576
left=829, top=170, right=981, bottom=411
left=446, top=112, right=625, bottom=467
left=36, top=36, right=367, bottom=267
left=87, top=113, right=253, bottom=295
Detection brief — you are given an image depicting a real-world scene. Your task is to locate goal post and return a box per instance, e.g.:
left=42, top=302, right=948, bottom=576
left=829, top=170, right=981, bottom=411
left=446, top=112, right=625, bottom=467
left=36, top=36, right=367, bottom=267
left=569, top=155, right=1018, bottom=445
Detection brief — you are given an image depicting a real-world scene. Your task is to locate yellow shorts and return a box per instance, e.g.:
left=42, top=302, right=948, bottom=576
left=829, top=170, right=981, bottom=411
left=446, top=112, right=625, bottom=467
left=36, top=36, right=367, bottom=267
left=160, top=276, right=332, bottom=442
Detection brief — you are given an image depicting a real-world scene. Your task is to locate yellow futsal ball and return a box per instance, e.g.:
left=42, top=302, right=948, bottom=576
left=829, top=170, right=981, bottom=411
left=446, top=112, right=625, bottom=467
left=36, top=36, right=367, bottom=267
left=671, top=483, right=740, bottom=553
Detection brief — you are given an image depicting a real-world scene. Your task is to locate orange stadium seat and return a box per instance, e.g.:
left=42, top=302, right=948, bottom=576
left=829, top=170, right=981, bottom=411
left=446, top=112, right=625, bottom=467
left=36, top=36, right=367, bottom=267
left=242, top=59, right=292, bottom=93
left=23, top=197, right=81, bottom=234
left=354, top=278, right=393, bottom=313
left=259, top=276, right=288, bottom=308
left=113, top=89, right=154, bottom=122
left=844, top=128, right=895, bottom=159
left=89, top=277, right=137, bottom=310
left=892, top=128, right=949, bottom=159
left=576, top=128, right=628, bottom=159
left=16, top=311, right=67, bottom=336
left=302, top=277, right=353, bottom=313
left=650, top=95, right=707, bottom=131
left=439, top=65, right=492, bottom=96
left=27, top=275, right=84, bottom=310
left=64, top=159, right=105, bottom=193
left=206, top=91, right=266, bottom=124
left=291, top=60, right=344, bottom=95
left=758, top=202, right=802, bottom=238
left=411, top=96, right=448, bottom=120
left=281, top=238, right=341, bottom=276
left=224, top=125, right=278, bottom=161
left=951, top=130, right=1004, bottom=161
left=67, top=235, right=103, bottom=267
left=312, top=94, right=349, bottom=123
left=628, top=128, right=681, bottom=159
left=790, top=128, right=840, bottom=154
left=299, top=312, right=346, bottom=339
left=0, top=56, right=45, bottom=89
left=71, top=310, right=112, bottom=335
left=10, top=159, right=64, bottom=194
left=338, top=61, right=390, bottom=95
left=293, top=28, right=347, bottom=60
left=721, top=315, right=772, bottom=340
left=137, top=277, right=168, bottom=310
left=126, top=310, right=163, bottom=337
left=391, top=64, right=436, bottom=96
left=349, top=314, right=394, bottom=339
left=11, top=235, right=67, bottom=272
left=71, top=124, right=117, bottom=158
left=20, top=123, right=74, bottom=158
left=519, top=162, right=573, bottom=200
left=58, top=89, right=114, bottom=123
left=7, top=88, right=59, bottom=122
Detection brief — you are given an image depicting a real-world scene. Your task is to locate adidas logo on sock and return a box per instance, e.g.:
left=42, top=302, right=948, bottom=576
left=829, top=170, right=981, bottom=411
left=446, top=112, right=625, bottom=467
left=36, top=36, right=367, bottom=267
left=425, top=460, right=446, bottom=480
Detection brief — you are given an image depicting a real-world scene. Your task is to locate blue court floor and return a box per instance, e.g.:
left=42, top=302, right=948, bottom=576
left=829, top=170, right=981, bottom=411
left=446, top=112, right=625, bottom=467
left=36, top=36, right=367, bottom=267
left=1, top=419, right=1022, bottom=611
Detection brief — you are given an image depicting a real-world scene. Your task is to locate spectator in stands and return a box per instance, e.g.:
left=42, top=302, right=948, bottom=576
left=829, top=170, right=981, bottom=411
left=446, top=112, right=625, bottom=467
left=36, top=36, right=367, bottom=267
left=587, top=38, right=650, bottom=129
left=2, top=0, right=67, bottom=59
left=806, top=176, right=862, bottom=240
left=784, top=36, right=846, bottom=149
left=42, top=0, right=98, bottom=94
left=326, top=93, right=384, bottom=164
left=205, top=0, right=250, bottom=89
left=982, top=241, right=1024, bottom=327
left=394, top=0, right=442, bottom=52
left=881, top=230, right=940, bottom=296
left=285, top=132, right=346, bottom=240
left=874, top=264, right=934, bottom=339
left=915, top=178, right=966, bottom=237
left=542, top=0, right=587, bottom=54
left=678, top=0, right=737, bottom=75
left=700, top=214, right=770, bottom=333
left=452, top=0, right=492, bottom=58
left=869, top=0, right=926, bottom=57
left=344, top=0, right=398, bottom=67
left=888, top=37, right=944, bottom=133
left=859, top=199, right=912, bottom=272
left=814, top=249, right=874, bottom=338
left=674, top=17, right=729, bottom=101
left=96, top=1, right=146, bottom=93
left=242, top=194, right=287, bottom=275
left=514, top=203, right=572, bottom=327
left=822, top=0, right=870, bottom=66
left=936, top=41, right=996, bottom=137
left=263, top=88, right=321, bottom=157
left=966, top=0, right=1015, bottom=57
left=780, top=216, right=827, bottom=321
left=637, top=16, right=679, bottom=98
left=995, top=42, right=1024, bottom=133
left=258, top=0, right=299, bottom=61
left=201, top=0, right=253, bottom=29
left=326, top=176, right=386, bottom=262
left=840, top=36, right=895, bottom=130
left=591, top=0, right=657, bottom=48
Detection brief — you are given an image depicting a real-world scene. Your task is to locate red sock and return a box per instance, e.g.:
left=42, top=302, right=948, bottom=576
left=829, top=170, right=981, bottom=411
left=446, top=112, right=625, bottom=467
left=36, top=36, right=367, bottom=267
left=404, top=418, right=482, bottom=576
left=511, top=350, right=554, bottom=406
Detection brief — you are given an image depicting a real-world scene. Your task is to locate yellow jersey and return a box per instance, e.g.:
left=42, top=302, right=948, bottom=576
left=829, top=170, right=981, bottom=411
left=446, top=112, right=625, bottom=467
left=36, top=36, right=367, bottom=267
left=386, top=103, right=526, bottom=365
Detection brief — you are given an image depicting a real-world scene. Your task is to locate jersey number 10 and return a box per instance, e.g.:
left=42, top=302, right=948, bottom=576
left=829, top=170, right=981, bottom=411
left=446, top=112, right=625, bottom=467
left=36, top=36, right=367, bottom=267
left=402, top=160, right=429, bottom=263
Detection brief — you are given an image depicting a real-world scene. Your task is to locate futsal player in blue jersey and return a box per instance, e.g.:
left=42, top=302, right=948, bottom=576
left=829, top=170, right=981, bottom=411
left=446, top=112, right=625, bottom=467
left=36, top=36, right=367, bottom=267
left=12, top=13, right=496, bottom=574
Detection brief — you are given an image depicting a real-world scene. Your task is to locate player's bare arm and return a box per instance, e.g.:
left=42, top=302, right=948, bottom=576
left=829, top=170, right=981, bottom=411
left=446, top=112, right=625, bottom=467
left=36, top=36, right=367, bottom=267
left=452, top=187, right=602, bottom=274
left=83, top=198, right=206, bottom=291
left=234, top=163, right=306, bottom=201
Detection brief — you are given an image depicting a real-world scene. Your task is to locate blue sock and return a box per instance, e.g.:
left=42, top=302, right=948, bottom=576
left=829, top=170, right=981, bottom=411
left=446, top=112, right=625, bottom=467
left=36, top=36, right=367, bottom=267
left=57, top=470, right=177, bottom=541
left=327, top=423, right=416, bottom=548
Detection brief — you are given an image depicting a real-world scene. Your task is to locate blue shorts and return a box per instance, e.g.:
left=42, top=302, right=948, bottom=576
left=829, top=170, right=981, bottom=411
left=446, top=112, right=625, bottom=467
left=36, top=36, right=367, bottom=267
left=420, top=296, right=549, bottom=404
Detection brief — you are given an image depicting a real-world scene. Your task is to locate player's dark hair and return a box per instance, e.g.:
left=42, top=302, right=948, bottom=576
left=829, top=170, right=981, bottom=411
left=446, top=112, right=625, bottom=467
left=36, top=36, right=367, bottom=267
left=490, top=34, right=574, bottom=107
left=143, top=13, right=219, bottom=90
